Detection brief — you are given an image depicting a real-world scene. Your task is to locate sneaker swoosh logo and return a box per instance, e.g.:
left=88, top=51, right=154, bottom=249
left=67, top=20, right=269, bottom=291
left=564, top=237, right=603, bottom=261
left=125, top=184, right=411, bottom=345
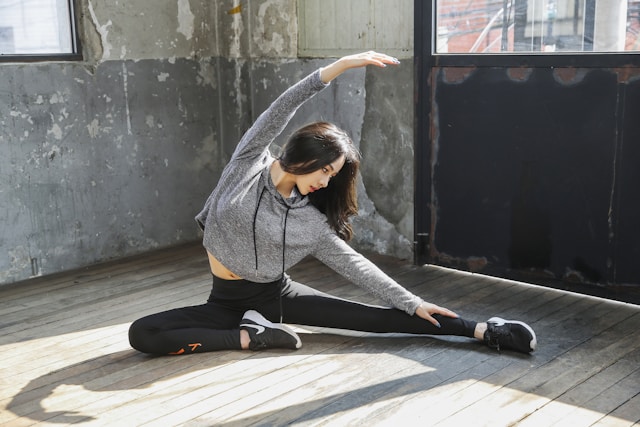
left=243, top=324, right=265, bottom=335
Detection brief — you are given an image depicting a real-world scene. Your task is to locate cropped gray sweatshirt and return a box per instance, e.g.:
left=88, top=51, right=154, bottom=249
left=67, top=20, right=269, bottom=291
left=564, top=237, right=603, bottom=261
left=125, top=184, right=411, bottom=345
left=195, top=69, right=423, bottom=315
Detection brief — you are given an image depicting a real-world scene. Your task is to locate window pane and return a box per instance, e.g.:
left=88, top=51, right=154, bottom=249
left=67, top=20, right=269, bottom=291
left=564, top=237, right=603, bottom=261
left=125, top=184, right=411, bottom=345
left=0, top=0, right=75, bottom=55
left=436, top=0, right=640, bottom=53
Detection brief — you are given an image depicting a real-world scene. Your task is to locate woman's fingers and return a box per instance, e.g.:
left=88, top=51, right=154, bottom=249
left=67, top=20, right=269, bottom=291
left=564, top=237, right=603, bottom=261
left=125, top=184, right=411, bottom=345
left=320, top=51, right=400, bottom=83
left=416, top=301, right=459, bottom=329
left=426, top=314, right=442, bottom=328
left=352, top=51, right=400, bottom=67
left=436, top=306, right=459, bottom=319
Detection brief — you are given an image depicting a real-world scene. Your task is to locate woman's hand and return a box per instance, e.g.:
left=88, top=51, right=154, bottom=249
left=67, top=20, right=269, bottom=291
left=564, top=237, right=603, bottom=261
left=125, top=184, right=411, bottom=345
left=415, top=301, right=459, bottom=328
left=320, top=51, right=400, bottom=83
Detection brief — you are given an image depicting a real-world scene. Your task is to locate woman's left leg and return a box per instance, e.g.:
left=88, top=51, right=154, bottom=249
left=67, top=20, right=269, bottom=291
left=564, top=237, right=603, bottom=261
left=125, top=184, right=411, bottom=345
left=263, top=279, right=478, bottom=338
left=265, top=279, right=536, bottom=353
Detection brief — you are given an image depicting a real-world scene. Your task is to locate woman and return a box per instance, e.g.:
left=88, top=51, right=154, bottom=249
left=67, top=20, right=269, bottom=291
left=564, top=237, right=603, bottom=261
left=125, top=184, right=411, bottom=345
left=129, top=52, right=536, bottom=355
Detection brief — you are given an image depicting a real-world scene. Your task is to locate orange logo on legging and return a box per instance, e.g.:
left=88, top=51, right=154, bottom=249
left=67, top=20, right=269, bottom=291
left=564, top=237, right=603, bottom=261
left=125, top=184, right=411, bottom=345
left=168, top=343, right=201, bottom=355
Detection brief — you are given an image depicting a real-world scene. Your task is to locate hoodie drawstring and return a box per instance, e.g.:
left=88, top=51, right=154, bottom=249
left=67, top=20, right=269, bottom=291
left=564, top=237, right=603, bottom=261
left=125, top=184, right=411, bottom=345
left=280, top=207, right=290, bottom=322
left=252, top=187, right=266, bottom=275
left=252, top=185, right=289, bottom=323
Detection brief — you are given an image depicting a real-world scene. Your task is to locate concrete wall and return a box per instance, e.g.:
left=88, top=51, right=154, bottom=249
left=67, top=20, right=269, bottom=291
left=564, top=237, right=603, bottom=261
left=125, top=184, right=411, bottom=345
left=0, top=0, right=415, bottom=285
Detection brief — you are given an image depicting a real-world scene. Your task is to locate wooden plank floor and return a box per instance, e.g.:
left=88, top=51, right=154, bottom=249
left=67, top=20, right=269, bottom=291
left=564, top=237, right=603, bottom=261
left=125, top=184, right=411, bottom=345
left=1, top=242, right=639, bottom=427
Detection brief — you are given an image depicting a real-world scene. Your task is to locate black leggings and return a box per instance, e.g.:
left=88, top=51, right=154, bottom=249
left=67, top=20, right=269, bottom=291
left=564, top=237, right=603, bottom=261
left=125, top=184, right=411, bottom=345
left=128, top=276, right=478, bottom=355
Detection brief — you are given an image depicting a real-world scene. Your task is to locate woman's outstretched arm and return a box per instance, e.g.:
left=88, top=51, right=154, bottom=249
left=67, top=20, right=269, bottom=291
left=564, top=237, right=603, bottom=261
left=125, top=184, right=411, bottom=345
left=319, top=51, right=401, bottom=84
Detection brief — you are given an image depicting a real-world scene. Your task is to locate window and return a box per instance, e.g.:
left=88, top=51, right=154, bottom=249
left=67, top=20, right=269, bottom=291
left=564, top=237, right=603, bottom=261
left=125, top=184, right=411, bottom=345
left=298, top=0, right=414, bottom=58
left=0, top=0, right=80, bottom=60
left=436, top=0, right=640, bottom=54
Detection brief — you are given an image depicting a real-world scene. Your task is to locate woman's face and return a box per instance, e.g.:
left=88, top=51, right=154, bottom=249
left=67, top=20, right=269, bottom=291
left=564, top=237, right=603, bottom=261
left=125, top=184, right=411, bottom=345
left=295, top=155, right=346, bottom=195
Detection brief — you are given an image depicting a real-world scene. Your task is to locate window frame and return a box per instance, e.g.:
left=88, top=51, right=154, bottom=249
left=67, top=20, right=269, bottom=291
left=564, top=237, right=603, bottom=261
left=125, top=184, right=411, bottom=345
left=0, top=0, right=82, bottom=63
left=425, top=0, right=640, bottom=68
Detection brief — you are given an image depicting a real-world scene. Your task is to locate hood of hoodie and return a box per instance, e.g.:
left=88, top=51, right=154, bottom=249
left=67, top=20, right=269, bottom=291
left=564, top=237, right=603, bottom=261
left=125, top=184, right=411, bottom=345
left=261, top=161, right=311, bottom=210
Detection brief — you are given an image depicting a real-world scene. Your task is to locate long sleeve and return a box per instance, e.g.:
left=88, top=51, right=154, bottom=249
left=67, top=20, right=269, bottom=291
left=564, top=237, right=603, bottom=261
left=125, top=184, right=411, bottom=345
left=313, top=233, right=424, bottom=315
left=230, top=70, right=329, bottom=163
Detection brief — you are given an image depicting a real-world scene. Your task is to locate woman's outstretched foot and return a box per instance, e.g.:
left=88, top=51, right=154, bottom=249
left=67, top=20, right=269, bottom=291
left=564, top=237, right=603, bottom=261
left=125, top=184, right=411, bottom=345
left=239, top=310, right=302, bottom=350
left=483, top=317, right=537, bottom=353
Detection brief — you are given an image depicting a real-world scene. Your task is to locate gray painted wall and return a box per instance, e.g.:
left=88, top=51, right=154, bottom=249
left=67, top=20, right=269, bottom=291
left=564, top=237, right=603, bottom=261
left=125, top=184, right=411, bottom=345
left=0, top=0, right=414, bottom=285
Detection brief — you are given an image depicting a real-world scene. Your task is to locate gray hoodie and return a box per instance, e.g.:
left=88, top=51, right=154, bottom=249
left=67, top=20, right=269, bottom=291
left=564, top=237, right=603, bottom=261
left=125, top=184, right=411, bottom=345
left=195, top=69, right=423, bottom=315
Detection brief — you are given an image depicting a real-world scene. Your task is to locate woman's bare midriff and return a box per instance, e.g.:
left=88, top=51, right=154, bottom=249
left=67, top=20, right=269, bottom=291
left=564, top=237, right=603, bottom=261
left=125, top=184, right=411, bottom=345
left=207, top=251, right=242, bottom=280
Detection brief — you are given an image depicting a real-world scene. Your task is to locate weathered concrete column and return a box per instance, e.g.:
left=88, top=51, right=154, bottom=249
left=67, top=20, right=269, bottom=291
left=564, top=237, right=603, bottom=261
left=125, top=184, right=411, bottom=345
left=594, top=0, right=628, bottom=51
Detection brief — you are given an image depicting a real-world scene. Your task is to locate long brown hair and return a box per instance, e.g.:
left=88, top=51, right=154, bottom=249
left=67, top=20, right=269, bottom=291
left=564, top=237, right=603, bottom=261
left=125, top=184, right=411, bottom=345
left=278, top=122, right=360, bottom=241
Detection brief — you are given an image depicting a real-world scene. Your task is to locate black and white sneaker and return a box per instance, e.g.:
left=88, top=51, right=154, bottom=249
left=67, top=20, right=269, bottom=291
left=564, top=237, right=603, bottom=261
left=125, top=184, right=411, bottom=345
left=239, top=310, right=302, bottom=351
left=484, top=317, right=537, bottom=353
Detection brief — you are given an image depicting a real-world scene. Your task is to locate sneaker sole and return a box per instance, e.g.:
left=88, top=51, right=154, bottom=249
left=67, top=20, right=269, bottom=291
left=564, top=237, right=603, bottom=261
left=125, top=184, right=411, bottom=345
left=487, top=317, right=537, bottom=352
left=241, top=310, right=302, bottom=349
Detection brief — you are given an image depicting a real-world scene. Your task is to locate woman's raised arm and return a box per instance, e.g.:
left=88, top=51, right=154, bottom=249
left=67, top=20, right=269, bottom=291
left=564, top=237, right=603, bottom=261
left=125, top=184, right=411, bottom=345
left=319, top=51, right=400, bottom=84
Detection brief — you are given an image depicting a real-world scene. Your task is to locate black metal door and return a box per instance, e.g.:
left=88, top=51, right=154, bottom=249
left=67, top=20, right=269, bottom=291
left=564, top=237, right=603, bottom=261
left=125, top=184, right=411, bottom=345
left=414, top=0, right=640, bottom=304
